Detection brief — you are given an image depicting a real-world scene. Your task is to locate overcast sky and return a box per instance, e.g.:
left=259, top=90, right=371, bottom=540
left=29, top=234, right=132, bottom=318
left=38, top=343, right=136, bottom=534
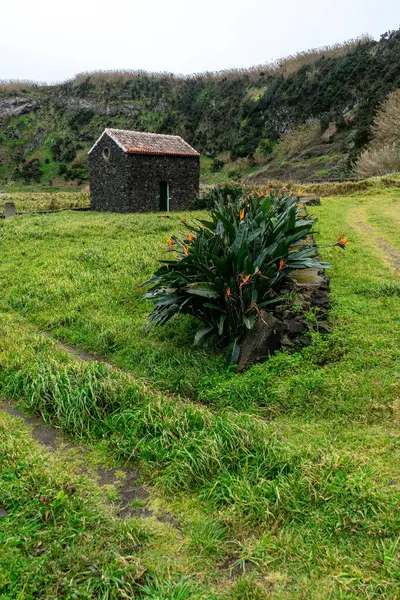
left=2, top=0, right=400, bottom=82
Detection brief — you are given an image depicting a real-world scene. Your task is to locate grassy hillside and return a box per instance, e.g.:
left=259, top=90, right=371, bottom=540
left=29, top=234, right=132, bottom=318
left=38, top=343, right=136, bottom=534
left=1, top=29, right=400, bottom=187
left=0, top=187, right=399, bottom=597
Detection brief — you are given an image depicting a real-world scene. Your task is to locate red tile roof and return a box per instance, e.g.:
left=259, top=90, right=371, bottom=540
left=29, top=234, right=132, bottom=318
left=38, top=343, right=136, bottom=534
left=103, top=128, right=200, bottom=157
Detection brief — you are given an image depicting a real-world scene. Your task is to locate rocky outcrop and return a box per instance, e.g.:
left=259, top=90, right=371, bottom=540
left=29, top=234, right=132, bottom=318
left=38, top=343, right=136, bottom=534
left=54, top=98, right=146, bottom=117
left=0, top=97, right=40, bottom=118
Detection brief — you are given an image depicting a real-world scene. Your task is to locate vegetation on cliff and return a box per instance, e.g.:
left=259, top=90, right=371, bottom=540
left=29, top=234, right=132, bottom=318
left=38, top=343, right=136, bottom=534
left=1, top=29, right=400, bottom=186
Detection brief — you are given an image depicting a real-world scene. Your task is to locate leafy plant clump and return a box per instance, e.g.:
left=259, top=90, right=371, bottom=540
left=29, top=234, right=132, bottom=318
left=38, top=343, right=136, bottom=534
left=191, top=182, right=244, bottom=210
left=144, top=189, right=330, bottom=359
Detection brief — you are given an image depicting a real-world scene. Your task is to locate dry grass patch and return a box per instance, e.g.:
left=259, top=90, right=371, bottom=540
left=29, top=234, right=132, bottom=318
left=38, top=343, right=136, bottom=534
left=355, top=144, right=400, bottom=179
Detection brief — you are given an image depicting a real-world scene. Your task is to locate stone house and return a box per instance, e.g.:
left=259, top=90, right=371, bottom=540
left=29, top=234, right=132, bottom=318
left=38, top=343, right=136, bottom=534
left=88, top=128, right=200, bottom=212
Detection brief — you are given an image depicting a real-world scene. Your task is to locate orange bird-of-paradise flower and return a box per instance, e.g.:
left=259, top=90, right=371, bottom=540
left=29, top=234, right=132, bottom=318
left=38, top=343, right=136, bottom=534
left=278, top=258, right=287, bottom=273
left=187, top=233, right=194, bottom=242
left=167, top=237, right=174, bottom=248
left=180, top=216, right=186, bottom=223
left=240, top=208, right=245, bottom=221
left=335, top=236, right=350, bottom=249
left=239, top=274, right=251, bottom=288
left=248, top=300, right=262, bottom=317
left=183, top=246, right=189, bottom=255
left=225, top=287, right=231, bottom=301
left=297, top=189, right=304, bottom=196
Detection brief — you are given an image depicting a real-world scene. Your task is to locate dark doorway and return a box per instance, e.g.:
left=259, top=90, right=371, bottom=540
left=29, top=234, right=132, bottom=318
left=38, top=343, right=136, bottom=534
left=159, top=181, right=169, bottom=211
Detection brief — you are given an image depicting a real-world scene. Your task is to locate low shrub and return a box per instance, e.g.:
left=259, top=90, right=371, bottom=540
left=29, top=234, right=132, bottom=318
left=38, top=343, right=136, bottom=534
left=211, top=157, right=224, bottom=172
left=256, top=138, right=276, bottom=156
left=144, top=189, right=329, bottom=362
left=51, top=135, right=77, bottom=163
left=355, top=143, right=400, bottom=178
left=373, top=89, right=400, bottom=147
left=0, top=192, right=90, bottom=212
left=278, top=120, right=321, bottom=158
left=18, top=159, right=42, bottom=183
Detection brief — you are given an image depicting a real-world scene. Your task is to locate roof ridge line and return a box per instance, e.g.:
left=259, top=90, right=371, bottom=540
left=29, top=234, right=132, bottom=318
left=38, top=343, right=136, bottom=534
left=106, top=127, right=181, bottom=139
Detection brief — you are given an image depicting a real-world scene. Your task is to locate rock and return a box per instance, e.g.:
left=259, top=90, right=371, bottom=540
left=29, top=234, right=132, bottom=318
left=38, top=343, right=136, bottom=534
left=321, top=123, right=337, bottom=142
left=301, top=194, right=321, bottom=206
left=54, top=98, right=145, bottom=118
left=311, top=290, right=330, bottom=308
left=280, top=334, right=295, bottom=349
left=4, top=202, right=15, bottom=218
left=285, top=319, right=306, bottom=334
left=0, top=97, right=39, bottom=118
left=281, top=310, right=292, bottom=320
left=237, top=311, right=284, bottom=372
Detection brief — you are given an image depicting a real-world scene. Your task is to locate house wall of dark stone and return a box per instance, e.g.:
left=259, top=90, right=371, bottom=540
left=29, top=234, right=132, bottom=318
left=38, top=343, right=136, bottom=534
left=89, top=133, right=200, bottom=212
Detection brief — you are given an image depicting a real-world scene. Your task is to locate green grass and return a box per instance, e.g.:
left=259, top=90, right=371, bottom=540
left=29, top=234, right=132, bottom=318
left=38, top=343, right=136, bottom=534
left=200, top=156, right=261, bottom=185
left=291, top=153, right=344, bottom=168
left=0, top=196, right=399, bottom=411
left=0, top=189, right=400, bottom=597
left=0, top=191, right=90, bottom=212
left=0, top=409, right=215, bottom=599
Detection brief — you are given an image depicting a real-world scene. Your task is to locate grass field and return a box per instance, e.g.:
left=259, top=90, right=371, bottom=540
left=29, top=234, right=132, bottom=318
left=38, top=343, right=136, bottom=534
left=0, top=186, right=399, bottom=598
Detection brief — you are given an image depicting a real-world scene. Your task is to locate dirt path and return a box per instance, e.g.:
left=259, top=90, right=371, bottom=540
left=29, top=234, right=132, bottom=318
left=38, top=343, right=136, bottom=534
left=0, top=399, right=177, bottom=526
left=349, top=208, right=400, bottom=275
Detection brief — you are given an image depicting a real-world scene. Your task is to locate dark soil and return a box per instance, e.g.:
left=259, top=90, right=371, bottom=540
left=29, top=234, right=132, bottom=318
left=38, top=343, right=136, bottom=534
left=57, top=341, right=112, bottom=365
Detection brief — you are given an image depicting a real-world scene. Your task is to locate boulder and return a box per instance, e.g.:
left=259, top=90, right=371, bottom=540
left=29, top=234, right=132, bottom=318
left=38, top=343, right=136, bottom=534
left=237, top=311, right=284, bottom=372
left=4, top=202, right=16, bottom=218
left=285, top=319, right=306, bottom=334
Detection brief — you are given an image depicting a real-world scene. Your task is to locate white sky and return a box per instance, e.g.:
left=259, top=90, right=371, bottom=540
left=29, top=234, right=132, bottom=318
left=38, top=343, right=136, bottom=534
left=2, top=0, right=400, bottom=82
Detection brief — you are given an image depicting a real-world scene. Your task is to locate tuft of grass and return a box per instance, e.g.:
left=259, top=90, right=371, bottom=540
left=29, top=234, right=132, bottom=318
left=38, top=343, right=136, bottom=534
left=0, top=191, right=90, bottom=213
left=228, top=577, right=266, bottom=600
left=356, top=282, right=400, bottom=297
left=136, top=576, right=210, bottom=599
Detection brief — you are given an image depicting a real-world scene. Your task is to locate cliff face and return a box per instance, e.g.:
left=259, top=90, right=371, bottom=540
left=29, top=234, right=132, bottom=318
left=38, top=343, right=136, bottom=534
left=1, top=28, right=400, bottom=185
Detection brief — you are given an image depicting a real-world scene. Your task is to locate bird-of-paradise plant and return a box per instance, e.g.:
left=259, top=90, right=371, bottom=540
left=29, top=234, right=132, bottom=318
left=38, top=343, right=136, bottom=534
left=143, top=189, right=332, bottom=363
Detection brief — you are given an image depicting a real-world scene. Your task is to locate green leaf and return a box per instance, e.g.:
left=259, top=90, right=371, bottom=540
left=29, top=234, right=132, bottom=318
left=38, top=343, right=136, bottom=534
left=227, top=339, right=241, bottom=366
left=218, top=314, right=226, bottom=335
left=204, top=302, right=224, bottom=312
left=186, top=282, right=219, bottom=298
left=194, top=326, right=214, bottom=345
left=244, top=314, right=256, bottom=329
left=258, top=297, right=281, bottom=308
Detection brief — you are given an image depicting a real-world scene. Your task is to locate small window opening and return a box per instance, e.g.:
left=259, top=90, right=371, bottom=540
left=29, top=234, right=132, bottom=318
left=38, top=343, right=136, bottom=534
left=103, top=147, right=110, bottom=161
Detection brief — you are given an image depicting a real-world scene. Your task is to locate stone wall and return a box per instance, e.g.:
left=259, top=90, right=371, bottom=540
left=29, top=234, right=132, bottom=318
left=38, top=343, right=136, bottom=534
left=89, top=134, right=130, bottom=212
left=89, top=133, right=200, bottom=212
